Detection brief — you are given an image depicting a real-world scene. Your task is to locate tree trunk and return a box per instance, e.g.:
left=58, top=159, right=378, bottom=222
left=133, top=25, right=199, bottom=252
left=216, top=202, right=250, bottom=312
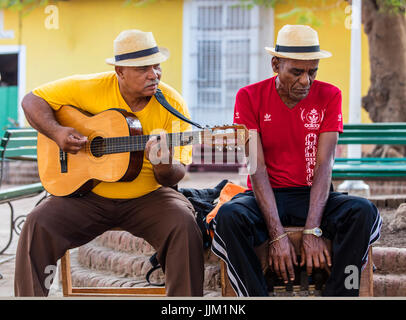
left=361, top=0, right=406, bottom=156
left=362, top=0, right=406, bottom=122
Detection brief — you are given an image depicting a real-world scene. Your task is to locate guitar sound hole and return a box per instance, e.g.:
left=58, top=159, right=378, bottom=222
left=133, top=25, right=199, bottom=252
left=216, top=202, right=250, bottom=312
left=90, top=136, right=105, bottom=158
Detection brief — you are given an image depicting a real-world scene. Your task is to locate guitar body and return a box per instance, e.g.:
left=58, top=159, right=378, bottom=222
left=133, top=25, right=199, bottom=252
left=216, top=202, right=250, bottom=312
left=37, top=106, right=144, bottom=197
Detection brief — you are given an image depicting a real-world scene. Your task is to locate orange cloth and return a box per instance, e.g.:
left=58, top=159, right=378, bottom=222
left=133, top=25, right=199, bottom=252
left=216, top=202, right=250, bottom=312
left=206, top=182, right=247, bottom=239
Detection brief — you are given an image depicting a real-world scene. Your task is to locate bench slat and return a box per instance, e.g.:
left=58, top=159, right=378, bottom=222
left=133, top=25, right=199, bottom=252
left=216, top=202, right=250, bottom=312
left=1, top=137, right=38, bottom=148
left=333, top=165, right=406, bottom=172
left=338, top=137, right=406, bottom=144
left=344, top=123, right=406, bottom=130
left=335, top=161, right=406, bottom=166
left=340, top=130, right=406, bottom=137
left=335, top=158, right=406, bottom=162
left=4, top=129, right=37, bottom=138
left=332, top=173, right=406, bottom=178
left=1, top=147, right=37, bottom=158
left=0, top=182, right=44, bottom=203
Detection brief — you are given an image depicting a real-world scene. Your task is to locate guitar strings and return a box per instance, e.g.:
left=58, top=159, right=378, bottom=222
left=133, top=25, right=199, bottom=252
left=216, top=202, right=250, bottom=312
left=86, top=132, right=200, bottom=154
left=85, top=130, right=238, bottom=155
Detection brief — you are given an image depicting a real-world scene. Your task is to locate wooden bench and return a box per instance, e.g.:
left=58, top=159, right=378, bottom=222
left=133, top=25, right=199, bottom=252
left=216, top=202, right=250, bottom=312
left=333, top=123, right=406, bottom=179
left=0, top=128, right=45, bottom=255
left=221, top=226, right=373, bottom=297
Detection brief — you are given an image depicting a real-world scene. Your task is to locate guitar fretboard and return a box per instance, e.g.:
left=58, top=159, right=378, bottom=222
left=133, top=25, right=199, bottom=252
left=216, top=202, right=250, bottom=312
left=91, top=131, right=202, bottom=156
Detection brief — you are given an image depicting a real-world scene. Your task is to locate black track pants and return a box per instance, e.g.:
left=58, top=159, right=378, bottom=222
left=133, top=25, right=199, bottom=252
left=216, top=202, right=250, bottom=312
left=211, top=187, right=382, bottom=297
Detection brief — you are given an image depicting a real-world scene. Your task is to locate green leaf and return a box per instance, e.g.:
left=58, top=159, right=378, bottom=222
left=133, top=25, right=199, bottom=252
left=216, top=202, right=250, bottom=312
left=0, top=0, right=66, bottom=13
left=297, top=14, right=311, bottom=24
left=0, top=0, right=10, bottom=9
left=276, top=7, right=304, bottom=20
left=123, top=0, right=133, bottom=7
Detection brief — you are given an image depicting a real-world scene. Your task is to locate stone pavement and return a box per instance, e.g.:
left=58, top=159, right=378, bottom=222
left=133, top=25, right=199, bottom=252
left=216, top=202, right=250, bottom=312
left=0, top=171, right=244, bottom=297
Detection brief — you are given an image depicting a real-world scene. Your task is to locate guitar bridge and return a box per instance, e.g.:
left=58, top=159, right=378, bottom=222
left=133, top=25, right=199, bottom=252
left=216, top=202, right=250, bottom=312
left=60, top=149, right=68, bottom=173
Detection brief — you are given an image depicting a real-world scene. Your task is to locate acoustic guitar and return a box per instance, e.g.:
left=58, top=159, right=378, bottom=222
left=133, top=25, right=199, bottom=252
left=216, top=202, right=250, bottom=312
left=37, top=105, right=248, bottom=197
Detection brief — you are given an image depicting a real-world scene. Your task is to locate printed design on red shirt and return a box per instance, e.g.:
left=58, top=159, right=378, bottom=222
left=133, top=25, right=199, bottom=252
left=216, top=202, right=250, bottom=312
left=235, top=112, right=240, bottom=119
left=264, top=113, right=271, bottom=122
left=300, top=108, right=325, bottom=130
left=304, top=132, right=318, bottom=186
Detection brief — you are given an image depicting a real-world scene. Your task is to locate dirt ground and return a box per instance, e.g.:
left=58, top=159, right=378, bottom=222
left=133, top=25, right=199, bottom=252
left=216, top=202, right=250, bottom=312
left=374, top=208, right=406, bottom=248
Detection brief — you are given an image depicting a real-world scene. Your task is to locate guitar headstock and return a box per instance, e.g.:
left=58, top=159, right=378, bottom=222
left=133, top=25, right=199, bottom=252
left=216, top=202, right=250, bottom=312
left=199, top=124, right=249, bottom=149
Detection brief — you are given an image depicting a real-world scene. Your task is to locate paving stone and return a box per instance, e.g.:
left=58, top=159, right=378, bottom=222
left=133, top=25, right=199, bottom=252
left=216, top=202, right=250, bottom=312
left=374, top=274, right=406, bottom=297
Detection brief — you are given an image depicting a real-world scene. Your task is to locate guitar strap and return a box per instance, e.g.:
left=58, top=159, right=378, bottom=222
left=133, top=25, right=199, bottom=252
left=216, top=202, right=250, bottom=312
left=143, top=90, right=205, bottom=286
left=154, top=88, right=204, bottom=129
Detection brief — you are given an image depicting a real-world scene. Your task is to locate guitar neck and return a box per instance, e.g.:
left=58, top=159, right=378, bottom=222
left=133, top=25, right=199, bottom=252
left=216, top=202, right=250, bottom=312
left=100, top=131, right=202, bottom=155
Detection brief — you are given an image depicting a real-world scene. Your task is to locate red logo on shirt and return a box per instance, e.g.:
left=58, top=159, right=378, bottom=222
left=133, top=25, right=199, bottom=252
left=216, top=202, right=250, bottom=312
left=300, top=108, right=325, bottom=130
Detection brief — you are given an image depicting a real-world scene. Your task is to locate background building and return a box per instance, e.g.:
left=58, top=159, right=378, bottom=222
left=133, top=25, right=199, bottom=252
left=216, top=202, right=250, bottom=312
left=0, top=0, right=371, bottom=135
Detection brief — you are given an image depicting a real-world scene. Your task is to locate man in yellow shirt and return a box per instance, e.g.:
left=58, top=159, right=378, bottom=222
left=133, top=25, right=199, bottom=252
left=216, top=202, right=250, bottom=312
left=14, top=30, right=204, bottom=296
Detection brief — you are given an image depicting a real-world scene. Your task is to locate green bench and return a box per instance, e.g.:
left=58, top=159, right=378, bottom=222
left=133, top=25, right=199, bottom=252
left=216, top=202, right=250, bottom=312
left=333, top=123, right=406, bottom=179
left=0, top=128, right=45, bottom=257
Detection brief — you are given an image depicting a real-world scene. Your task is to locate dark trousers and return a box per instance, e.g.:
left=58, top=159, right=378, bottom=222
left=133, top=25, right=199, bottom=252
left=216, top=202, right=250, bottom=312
left=14, top=187, right=204, bottom=297
left=211, top=187, right=382, bottom=297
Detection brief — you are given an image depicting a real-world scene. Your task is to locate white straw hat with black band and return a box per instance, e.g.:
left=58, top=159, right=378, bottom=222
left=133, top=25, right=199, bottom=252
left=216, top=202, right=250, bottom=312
left=106, top=29, right=170, bottom=67
left=265, top=25, right=332, bottom=60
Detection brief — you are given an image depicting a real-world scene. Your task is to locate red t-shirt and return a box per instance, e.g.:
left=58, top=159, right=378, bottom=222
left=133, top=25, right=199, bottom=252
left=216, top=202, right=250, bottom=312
left=234, top=76, right=343, bottom=189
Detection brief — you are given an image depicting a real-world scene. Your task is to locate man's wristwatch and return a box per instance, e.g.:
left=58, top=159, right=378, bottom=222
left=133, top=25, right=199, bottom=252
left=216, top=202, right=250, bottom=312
left=303, top=227, right=323, bottom=237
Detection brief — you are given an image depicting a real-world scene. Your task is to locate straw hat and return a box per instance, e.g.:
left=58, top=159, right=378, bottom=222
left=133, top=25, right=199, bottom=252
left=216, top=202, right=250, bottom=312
left=265, top=25, right=332, bottom=60
left=106, top=29, right=170, bottom=67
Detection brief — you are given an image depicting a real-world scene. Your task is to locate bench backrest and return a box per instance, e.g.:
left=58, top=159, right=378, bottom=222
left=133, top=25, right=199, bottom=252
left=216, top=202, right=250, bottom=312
left=343, top=123, right=406, bottom=130
left=0, top=128, right=38, bottom=161
left=339, top=123, right=406, bottom=145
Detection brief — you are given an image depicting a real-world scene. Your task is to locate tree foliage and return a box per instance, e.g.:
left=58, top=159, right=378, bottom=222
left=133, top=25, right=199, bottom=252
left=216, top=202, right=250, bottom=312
left=2, top=0, right=404, bottom=16
left=0, top=0, right=65, bottom=15
left=239, top=0, right=405, bottom=11
left=239, top=0, right=405, bottom=26
left=123, top=0, right=404, bottom=25
left=379, top=0, right=405, bottom=14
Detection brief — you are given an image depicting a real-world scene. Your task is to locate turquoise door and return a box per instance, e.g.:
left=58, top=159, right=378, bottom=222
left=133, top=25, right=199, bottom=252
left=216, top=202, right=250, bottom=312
left=0, top=86, right=18, bottom=137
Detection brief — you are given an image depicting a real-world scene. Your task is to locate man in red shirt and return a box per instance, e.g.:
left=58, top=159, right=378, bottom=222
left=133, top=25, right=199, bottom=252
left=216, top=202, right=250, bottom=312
left=212, top=25, right=381, bottom=296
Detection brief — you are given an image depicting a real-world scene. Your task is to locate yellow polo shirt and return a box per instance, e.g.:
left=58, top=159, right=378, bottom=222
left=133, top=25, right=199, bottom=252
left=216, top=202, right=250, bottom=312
left=32, top=71, right=192, bottom=199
